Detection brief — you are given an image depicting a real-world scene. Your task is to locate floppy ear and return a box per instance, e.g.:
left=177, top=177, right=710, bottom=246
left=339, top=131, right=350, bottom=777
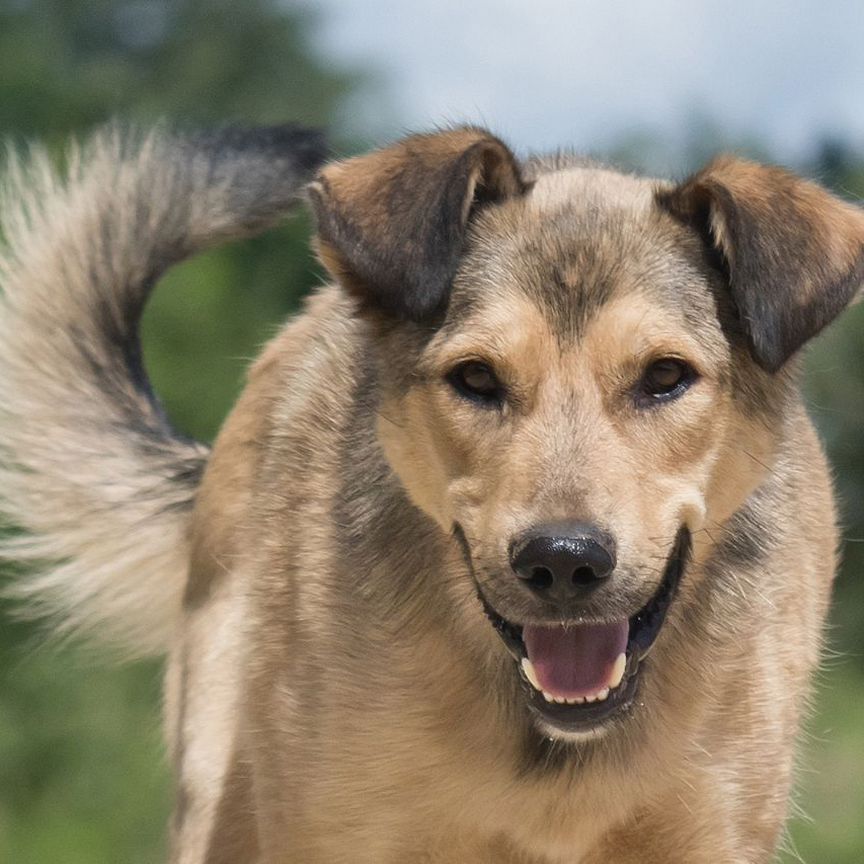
left=308, top=127, right=526, bottom=321
left=657, top=157, right=864, bottom=372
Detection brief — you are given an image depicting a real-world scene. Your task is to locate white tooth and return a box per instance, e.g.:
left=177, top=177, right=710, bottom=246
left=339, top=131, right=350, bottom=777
left=543, top=691, right=555, bottom=702
left=609, top=652, right=627, bottom=689
left=521, top=658, right=542, bottom=691
left=584, top=693, right=596, bottom=703
left=595, top=688, right=609, bottom=702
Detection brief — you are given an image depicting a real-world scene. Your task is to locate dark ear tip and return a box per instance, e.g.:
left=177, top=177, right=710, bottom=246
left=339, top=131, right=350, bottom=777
left=747, top=331, right=791, bottom=374
left=353, top=273, right=452, bottom=324
left=399, top=284, right=451, bottom=323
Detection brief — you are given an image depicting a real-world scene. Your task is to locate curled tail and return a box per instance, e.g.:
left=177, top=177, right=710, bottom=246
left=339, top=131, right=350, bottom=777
left=0, top=123, right=326, bottom=655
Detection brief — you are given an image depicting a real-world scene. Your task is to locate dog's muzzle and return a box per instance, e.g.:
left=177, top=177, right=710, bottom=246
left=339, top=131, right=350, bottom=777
left=455, top=524, right=691, bottom=735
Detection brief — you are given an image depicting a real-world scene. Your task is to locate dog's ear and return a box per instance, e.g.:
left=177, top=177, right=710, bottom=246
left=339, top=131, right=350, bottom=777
left=658, top=157, right=864, bottom=372
left=308, top=128, right=526, bottom=321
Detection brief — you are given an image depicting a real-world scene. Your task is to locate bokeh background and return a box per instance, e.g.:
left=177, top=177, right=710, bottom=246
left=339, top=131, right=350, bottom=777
left=0, top=1, right=863, bottom=861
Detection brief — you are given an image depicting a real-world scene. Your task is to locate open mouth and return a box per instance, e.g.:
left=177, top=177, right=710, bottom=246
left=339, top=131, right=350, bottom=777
left=464, top=527, right=691, bottom=735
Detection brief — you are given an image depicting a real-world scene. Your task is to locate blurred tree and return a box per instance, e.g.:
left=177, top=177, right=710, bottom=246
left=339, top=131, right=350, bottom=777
left=0, top=0, right=351, bottom=140
left=0, top=2, right=361, bottom=862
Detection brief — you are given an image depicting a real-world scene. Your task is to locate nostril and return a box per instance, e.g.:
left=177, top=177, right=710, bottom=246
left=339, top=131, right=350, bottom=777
left=572, top=565, right=597, bottom=586
left=528, top=566, right=554, bottom=591
left=510, top=523, right=617, bottom=600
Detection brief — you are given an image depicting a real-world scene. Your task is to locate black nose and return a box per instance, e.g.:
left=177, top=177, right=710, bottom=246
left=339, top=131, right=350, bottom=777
left=510, top=522, right=616, bottom=604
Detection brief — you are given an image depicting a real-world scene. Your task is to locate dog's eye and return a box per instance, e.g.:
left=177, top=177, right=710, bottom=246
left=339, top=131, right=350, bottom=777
left=448, top=361, right=504, bottom=405
left=639, top=358, right=696, bottom=402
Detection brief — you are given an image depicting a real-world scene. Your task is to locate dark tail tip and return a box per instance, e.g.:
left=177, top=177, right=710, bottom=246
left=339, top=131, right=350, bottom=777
left=178, top=123, right=330, bottom=240
left=192, top=123, right=330, bottom=179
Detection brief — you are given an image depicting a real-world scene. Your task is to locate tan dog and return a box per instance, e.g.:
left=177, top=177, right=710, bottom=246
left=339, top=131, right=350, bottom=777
left=1, top=124, right=862, bottom=863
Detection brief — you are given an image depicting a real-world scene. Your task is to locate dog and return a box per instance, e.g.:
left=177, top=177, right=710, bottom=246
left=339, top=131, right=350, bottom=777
left=1, top=122, right=862, bottom=863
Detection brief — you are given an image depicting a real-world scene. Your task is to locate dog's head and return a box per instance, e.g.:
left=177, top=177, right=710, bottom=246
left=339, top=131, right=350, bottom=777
left=309, top=128, right=864, bottom=740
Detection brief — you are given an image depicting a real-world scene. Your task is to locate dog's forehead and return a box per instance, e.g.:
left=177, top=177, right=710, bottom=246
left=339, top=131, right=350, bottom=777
left=526, top=163, right=658, bottom=217
left=452, top=162, right=715, bottom=340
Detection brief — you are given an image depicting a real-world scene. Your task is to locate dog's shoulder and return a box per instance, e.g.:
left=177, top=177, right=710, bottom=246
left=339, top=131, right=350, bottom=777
left=187, top=285, right=363, bottom=607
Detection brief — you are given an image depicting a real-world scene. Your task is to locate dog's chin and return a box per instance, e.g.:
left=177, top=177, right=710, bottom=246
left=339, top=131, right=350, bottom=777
left=473, top=527, right=691, bottom=739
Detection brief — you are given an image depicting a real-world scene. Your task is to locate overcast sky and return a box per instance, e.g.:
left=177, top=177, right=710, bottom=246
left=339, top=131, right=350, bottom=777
left=307, top=0, right=864, bottom=172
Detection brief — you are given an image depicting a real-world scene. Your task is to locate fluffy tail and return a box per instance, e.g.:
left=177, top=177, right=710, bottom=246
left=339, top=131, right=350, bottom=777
left=0, top=123, right=326, bottom=656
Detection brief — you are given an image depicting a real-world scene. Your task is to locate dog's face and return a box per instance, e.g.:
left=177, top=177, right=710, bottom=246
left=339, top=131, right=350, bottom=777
left=310, top=129, right=864, bottom=740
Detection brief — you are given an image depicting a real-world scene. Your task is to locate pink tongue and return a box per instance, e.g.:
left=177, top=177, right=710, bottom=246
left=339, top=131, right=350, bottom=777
left=523, top=621, right=629, bottom=698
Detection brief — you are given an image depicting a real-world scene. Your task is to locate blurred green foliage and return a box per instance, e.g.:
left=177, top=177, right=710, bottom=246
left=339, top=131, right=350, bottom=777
left=0, top=2, right=862, bottom=862
left=0, top=0, right=352, bottom=138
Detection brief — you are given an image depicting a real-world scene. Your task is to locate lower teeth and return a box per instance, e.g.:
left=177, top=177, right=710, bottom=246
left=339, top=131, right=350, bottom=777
left=520, top=654, right=626, bottom=705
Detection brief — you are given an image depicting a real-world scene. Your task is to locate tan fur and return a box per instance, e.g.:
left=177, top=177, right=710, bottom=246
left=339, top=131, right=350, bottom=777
left=1, top=126, right=860, bottom=863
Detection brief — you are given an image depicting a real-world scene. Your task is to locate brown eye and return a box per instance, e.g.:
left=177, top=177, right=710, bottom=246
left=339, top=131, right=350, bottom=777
left=448, top=361, right=504, bottom=406
left=639, top=358, right=696, bottom=402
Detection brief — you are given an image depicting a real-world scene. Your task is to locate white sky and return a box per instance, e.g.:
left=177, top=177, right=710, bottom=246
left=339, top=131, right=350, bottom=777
left=306, top=0, right=864, bottom=171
